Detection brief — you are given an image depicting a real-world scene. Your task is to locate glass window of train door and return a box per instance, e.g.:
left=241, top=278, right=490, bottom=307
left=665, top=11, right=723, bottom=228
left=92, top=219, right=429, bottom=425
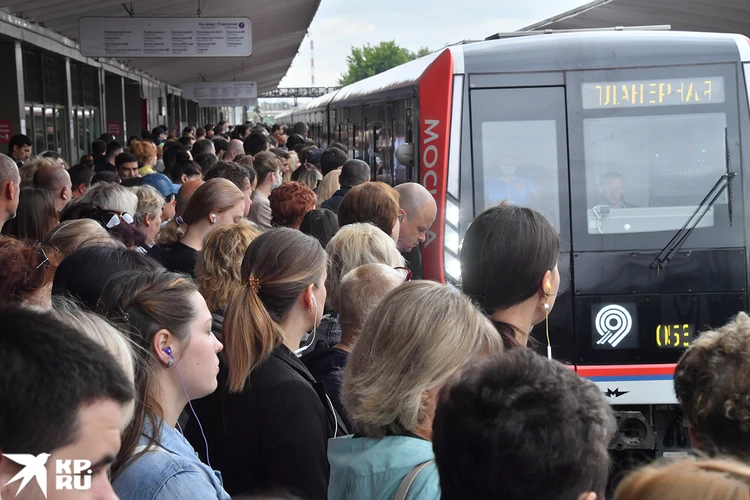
left=469, top=87, right=571, bottom=241
left=566, top=64, right=743, bottom=252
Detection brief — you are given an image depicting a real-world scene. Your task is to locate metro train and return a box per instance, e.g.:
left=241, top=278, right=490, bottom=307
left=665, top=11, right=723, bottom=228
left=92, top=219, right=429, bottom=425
left=278, top=30, right=750, bottom=471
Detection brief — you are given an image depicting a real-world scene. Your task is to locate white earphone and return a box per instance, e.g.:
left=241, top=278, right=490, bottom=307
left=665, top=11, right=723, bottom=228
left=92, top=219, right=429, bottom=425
left=294, top=292, right=318, bottom=356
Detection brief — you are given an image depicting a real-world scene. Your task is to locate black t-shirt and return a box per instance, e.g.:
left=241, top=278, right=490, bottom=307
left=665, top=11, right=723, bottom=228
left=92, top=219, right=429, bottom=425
left=149, top=241, right=198, bottom=277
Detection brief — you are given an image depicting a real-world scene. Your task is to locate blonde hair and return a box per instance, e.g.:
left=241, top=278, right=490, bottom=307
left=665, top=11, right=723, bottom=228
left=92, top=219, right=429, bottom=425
left=614, top=458, right=750, bottom=500
left=325, top=223, right=404, bottom=311
left=130, top=185, right=165, bottom=226
left=50, top=297, right=136, bottom=431
left=223, top=228, right=326, bottom=392
left=316, top=169, right=341, bottom=208
left=338, top=263, right=405, bottom=335
left=77, top=182, right=138, bottom=215
left=283, top=152, right=300, bottom=183
left=43, top=219, right=118, bottom=258
left=196, top=220, right=260, bottom=313
left=156, top=178, right=244, bottom=245
left=20, top=158, right=56, bottom=188
left=297, top=168, right=322, bottom=191
left=343, top=281, right=503, bottom=437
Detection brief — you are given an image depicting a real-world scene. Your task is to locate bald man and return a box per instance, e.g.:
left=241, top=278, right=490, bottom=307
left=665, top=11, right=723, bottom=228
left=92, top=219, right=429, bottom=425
left=395, top=182, right=437, bottom=253
left=176, top=179, right=204, bottom=217
left=34, top=164, right=72, bottom=212
left=0, top=154, right=20, bottom=231
left=223, top=139, right=245, bottom=162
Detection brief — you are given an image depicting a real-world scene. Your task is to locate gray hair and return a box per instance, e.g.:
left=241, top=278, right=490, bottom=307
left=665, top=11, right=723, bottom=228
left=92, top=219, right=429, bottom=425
left=0, top=153, right=19, bottom=185
left=342, top=281, right=503, bottom=438
left=77, top=181, right=138, bottom=215
left=325, top=223, right=405, bottom=311
left=338, top=263, right=406, bottom=335
left=44, top=219, right=119, bottom=258
left=130, top=185, right=165, bottom=226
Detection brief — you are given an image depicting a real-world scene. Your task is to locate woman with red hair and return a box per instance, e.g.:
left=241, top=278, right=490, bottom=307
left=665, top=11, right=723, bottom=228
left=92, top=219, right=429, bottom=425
left=269, top=181, right=317, bottom=230
left=0, top=236, right=59, bottom=308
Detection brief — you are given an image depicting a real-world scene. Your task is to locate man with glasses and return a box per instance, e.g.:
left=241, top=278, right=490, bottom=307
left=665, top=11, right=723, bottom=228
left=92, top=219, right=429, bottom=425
left=0, top=154, right=20, bottom=231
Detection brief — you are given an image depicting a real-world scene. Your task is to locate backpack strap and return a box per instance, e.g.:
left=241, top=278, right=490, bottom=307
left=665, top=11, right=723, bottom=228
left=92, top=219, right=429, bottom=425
left=393, top=459, right=435, bottom=500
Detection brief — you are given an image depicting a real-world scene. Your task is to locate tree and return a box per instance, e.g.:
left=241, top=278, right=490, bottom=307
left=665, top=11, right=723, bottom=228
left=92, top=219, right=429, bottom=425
left=338, top=41, right=432, bottom=86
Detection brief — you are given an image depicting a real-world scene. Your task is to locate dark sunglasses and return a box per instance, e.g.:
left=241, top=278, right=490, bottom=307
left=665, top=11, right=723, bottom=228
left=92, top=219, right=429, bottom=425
left=394, top=266, right=412, bottom=282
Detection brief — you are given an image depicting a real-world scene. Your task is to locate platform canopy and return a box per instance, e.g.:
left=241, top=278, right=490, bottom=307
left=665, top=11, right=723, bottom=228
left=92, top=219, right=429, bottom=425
left=520, top=0, right=750, bottom=36
left=0, top=0, right=320, bottom=91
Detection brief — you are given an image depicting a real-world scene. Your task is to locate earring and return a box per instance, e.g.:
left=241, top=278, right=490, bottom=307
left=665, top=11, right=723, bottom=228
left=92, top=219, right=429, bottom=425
left=543, top=302, right=550, bottom=312
left=167, top=358, right=174, bottom=367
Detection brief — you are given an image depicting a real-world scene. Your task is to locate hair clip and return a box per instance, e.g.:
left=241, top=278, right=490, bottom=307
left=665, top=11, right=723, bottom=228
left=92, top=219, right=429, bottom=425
left=248, top=276, right=261, bottom=293
left=121, top=312, right=130, bottom=322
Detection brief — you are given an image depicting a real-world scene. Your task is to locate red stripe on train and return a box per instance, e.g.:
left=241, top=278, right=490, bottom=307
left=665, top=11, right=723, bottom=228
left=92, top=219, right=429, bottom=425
left=576, top=364, right=677, bottom=377
left=418, top=49, right=453, bottom=283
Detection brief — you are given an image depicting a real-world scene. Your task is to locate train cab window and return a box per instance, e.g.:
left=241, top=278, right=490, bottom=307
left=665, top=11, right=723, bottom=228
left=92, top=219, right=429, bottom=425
left=470, top=87, right=569, bottom=232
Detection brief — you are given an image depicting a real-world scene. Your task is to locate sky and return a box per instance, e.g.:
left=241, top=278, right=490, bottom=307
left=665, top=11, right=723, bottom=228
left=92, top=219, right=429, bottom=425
left=279, top=0, right=588, bottom=88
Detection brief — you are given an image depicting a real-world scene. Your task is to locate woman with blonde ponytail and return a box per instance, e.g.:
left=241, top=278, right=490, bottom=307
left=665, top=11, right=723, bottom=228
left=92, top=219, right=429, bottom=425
left=185, top=228, right=346, bottom=500
left=151, top=178, right=244, bottom=276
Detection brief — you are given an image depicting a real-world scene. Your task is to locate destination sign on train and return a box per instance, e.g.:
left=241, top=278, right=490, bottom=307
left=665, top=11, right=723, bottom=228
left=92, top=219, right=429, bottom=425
left=582, top=77, right=725, bottom=109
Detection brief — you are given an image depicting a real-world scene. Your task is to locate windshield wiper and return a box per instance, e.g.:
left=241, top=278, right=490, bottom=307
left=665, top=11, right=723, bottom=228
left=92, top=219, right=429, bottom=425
left=651, top=130, right=736, bottom=271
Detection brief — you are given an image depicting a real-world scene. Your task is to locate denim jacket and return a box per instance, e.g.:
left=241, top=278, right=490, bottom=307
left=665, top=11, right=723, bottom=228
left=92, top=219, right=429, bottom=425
left=113, top=418, right=231, bottom=500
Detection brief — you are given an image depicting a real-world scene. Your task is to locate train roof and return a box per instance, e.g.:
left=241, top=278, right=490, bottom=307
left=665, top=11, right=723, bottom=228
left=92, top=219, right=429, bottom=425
left=292, top=31, right=750, bottom=112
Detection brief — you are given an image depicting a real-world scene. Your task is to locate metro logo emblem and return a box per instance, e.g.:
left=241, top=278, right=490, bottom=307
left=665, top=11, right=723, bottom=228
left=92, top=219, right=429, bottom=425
left=595, top=304, right=633, bottom=347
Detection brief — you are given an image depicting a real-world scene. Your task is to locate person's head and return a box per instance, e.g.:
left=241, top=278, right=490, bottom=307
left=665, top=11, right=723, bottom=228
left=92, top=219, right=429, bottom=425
left=203, top=160, right=253, bottom=216
left=213, top=124, right=226, bottom=136
left=52, top=246, right=161, bottom=311
left=97, top=270, right=222, bottom=477
left=115, top=152, right=140, bottom=179
left=182, top=126, right=195, bottom=138
left=299, top=208, right=339, bottom=249
left=158, top=178, right=245, bottom=246
left=178, top=136, right=194, bottom=148
left=195, top=127, right=206, bottom=140
left=170, top=159, right=202, bottom=185
left=269, top=147, right=291, bottom=174
left=269, top=181, right=316, bottom=230
left=433, top=348, right=615, bottom=500
left=194, top=151, right=218, bottom=174
left=243, top=132, right=269, bottom=156
left=330, top=141, right=348, bottom=154
left=601, top=171, right=626, bottom=206
left=8, top=134, right=32, bottom=162
left=40, top=150, right=67, bottom=169
left=223, top=228, right=327, bottom=392
left=0, top=153, right=21, bottom=227
left=614, top=457, right=750, bottom=500
left=339, top=159, right=370, bottom=188
left=69, top=164, right=95, bottom=198
left=19, top=158, right=53, bottom=189
left=0, top=306, right=133, bottom=500
left=232, top=124, right=250, bottom=140
left=162, top=142, right=189, bottom=175
left=306, top=147, right=325, bottom=168
left=212, top=137, right=229, bottom=158
left=297, top=167, right=322, bottom=192
left=44, top=219, right=116, bottom=259
left=285, top=134, right=305, bottom=153
left=254, top=151, right=282, bottom=189
left=344, top=281, right=503, bottom=439
left=394, top=182, right=437, bottom=252
left=674, top=312, right=750, bottom=462
left=460, top=203, right=561, bottom=348
left=92, top=171, right=121, bottom=186
left=191, top=138, right=215, bottom=157
left=1, top=187, right=58, bottom=241
left=128, top=140, right=157, bottom=169
left=50, top=298, right=136, bottom=431
left=105, top=140, right=122, bottom=161
left=196, top=220, right=261, bottom=317
left=321, top=147, right=348, bottom=175
left=76, top=181, right=138, bottom=216
left=325, top=223, right=404, bottom=312
left=92, top=139, right=107, bottom=157
left=0, top=237, right=58, bottom=308
left=293, top=122, right=309, bottom=138
left=131, top=185, right=165, bottom=245
left=150, top=127, right=165, bottom=143
left=224, top=138, right=245, bottom=161
left=33, top=165, right=72, bottom=211
left=316, top=170, right=341, bottom=208
left=337, top=181, right=401, bottom=244
left=337, top=263, right=405, bottom=343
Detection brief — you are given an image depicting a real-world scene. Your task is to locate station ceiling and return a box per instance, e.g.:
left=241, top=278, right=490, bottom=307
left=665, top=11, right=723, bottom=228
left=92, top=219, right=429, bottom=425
left=0, top=0, right=320, bottom=91
left=520, top=0, right=750, bottom=35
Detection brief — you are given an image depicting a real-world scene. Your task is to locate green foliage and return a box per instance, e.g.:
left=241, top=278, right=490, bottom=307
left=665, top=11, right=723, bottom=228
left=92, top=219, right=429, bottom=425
left=338, top=41, right=432, bottom=86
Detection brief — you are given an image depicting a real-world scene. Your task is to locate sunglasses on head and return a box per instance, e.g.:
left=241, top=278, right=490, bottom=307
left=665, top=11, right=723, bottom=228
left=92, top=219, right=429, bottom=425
left=105, top=212, right=134, bottom=229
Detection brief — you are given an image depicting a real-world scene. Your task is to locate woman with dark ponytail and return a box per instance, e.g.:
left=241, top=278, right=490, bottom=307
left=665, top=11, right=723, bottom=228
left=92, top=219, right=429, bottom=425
left=98, top=269, right=229, bottom=499
left=185, top=228, right=346, bottom=499
left=460, top=202, right=561, bottom=349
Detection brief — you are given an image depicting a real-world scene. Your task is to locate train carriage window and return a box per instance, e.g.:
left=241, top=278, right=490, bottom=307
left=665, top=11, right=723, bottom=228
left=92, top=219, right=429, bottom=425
left=470, top=87, right=569, bottom=231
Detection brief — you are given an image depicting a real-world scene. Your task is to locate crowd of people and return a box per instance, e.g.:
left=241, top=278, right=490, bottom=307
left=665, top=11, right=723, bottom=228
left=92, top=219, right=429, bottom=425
left=2, top=122, right=750, bottom=500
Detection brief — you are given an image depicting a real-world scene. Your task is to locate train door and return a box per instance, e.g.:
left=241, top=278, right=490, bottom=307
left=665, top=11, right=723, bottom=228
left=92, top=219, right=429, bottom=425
left=468, top=84, right=576, bottom=362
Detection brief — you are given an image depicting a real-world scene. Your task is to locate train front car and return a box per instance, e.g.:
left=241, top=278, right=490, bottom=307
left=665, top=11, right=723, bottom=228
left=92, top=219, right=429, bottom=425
left=444, top=30, right=750, bottom=478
